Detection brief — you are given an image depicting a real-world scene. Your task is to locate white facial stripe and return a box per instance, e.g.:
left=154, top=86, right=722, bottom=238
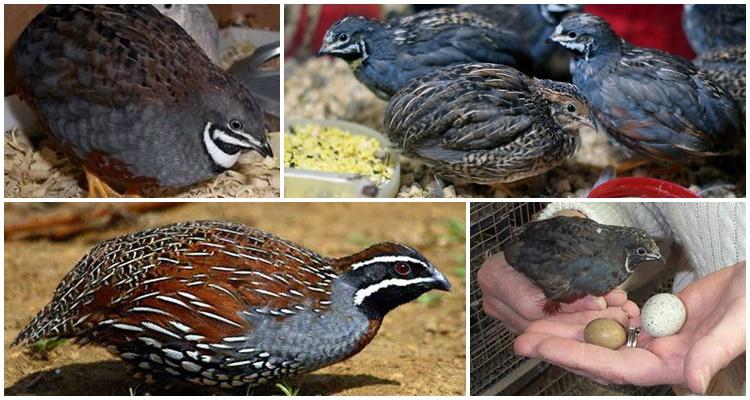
left=350, top=255, right=429, bottom=270
left=203, top=122, right=240, bottom=169
left=552, top=24, right=563, bottom=37
left=213, top=130, right=254, bottom=149
left=353, top=277, right=436, bottom=305
left=229, top=129, right=263, bottom=148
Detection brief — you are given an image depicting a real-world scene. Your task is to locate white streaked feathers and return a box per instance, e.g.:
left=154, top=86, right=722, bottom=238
left=353, top=277, right=438, bottom=305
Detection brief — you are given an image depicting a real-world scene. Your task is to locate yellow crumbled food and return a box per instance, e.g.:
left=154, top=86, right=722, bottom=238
left=285, top=124, right=393, bottom=184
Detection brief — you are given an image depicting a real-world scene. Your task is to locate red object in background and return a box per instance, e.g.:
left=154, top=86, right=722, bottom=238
left=588, top=177, right=701, bottom=198
left=286, top=5, right=382, bottom=58
left=584, top=4, right=695, bottom=59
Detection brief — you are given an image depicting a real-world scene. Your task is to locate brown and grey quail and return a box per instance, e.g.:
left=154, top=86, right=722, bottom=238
left=383, top=63, right=596, bottom=185
left=15, top=5, right=273, bottom=197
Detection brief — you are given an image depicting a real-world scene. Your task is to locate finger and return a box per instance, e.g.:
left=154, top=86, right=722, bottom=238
left=479, top=253, right=549, bottom=320
left=534, top=337, right=677, bottom=386
left=526, top=319, right=583, bottom=341
left=603, top=289, right=629, bottom=307
left=684, top=301, right=746, bottom=394
left=621, top=300, right=640, bottom=321
left=559, top=295, right=607, bottom=313
left=482, top=296, right=529, bottom=334
left=550, top=307, right=630, bottom=327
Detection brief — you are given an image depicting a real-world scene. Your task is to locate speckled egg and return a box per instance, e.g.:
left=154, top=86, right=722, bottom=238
left=641, top=293, right=686, bottom=337
left=584, top=318, right=626, bottom=349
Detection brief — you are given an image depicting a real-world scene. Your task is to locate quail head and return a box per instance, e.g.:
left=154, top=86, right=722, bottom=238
left=694, top=46, right=746, bottom=123
left=457, top=4, right=582, bottom=77
left=383, top=63, right=596, bottom=185
left=15, top=5, right=273, bottom=196
left=682, top=5, right=746, bottom=55
left=502, top=216, right=662, bottom=314
left=13, top=220, right=451, bottom=389
left=317, top=8, right=523, bottom=100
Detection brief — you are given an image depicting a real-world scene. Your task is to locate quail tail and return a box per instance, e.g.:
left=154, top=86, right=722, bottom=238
left=542, top=299, right=562, bottom=315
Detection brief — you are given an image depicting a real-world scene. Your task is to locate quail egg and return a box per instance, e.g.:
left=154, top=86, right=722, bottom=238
left=640, top=293, right=686, bottom=337
left=584, top=318, right=627, bottom=349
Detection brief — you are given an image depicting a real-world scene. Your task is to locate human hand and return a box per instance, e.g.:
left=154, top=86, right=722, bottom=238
left=514, top=261, right=746, bottom=394
left=478, top=252, right=640, bottom=334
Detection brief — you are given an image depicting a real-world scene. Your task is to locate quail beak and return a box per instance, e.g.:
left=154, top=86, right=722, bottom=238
left=317, top=44, right=332, bottom=57
left=252, top=135, right=274, bottom=158
left=432, top=269, right=452, bottom=292
left=547, top=25, right=568, bottom=45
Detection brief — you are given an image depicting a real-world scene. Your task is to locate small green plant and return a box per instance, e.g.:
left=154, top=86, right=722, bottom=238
left=445, top=218, right=466, bottom=244
left=417, top=292, right=441, bottom=306
left=453, top=254, right=466, bottom=284
left=32, top=338, right=66, bottom=353
left=276, top=382, right=300, bottom=396
left=348, top=233, right=374, bottom=247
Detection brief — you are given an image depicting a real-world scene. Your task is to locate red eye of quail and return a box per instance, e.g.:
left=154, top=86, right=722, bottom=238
left=395, top=262, right=411, bottom=275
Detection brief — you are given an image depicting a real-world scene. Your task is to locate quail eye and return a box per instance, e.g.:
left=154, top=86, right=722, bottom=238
left=338, top=33, right=349, bottom=42
left=566, top=104, right=576, bottom=113
left=568, top=31, right=577, bottom=39
left=229, top=119, right=243, bottom=131
left=637, top=248, right=647, bottom=256
left=395, top=262, right=411, bottom=276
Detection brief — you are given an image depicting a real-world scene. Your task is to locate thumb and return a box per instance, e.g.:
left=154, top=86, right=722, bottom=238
left=683, top=301, right=746, bottom=394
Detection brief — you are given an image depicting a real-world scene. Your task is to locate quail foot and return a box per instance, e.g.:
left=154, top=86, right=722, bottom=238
left=550, top=13, right=741, bottom=162
left=383, top=63, right=596, bottom=185
left=318, top=8, right=523, bottom=100
left=13, top=221, right=451, bottom=389
left=15, top=5, right=272, bottom=197
left=502, top=216, right=662, bottom=314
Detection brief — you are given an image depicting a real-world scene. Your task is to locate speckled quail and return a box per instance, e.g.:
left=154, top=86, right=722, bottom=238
left=318, top=8, right=523, bottom=100
left=550, top=13, right=741, bottom=162
left=502, top=216, right=662, bottom=314
left=13, top=220, right=450, bottom=389
left=15, top=5, right=272, bottom=196
left=694, top=46, right=746, bottom=122
left=682, top=5, right=746, bottom=55
left=383, top=63, right=596, bottom=184
left=457, top=4, right=581, bottom=77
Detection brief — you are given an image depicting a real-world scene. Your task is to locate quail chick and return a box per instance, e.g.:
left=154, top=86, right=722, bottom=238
left=457, top=4, right=581, bottom=77
left=694, top=46, right=746, bottom=122
left=318, top=8, right=523, bottom=100
left=682, top=5, right=746, bottom=55
left=383, top=63, right=596, bottom=184
left=502, top=216, right=662, bottom=314
left=550, top=14, right=741, bottom=162
left=15, top=5, right=273, bottom=197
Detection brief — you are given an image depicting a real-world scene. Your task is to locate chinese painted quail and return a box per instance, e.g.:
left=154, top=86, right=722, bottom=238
left=457, top=4, right=581, bottom=77
left=317, top=8, right=523, bottom=100
left=550, top=13, right=741, bottom=162
left=383, top=63, right=596, bottom=184
left=694, top=46, right=746, bottom=122
left=682, top=5, right=746, bottom=55
left=502, top=216, right=662, bottom=314
left=15, top=5, right=272, bottom=197
left=13, top=220, right=450, bottom=389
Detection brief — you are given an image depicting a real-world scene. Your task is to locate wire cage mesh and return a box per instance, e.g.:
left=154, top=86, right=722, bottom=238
left=469, top=202, right=675, bottom=396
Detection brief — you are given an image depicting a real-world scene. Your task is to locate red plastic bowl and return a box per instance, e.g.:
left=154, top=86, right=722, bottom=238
left=588, top=177, right=701, bottom=198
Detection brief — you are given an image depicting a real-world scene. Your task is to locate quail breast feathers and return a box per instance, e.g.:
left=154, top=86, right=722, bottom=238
left=15, top=5, right=272, bottom=194
left=550, top=13, right=741, bottom=162
left=318, top=8, right=523, bottom=100
left=502, top=216, right=662, bottom=314
left=13, top=220, right=450, bottom=388
left=383, top=63, right=595, bottom=184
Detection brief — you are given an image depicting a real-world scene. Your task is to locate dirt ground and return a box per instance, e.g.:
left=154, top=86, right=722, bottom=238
left=4, top=202, right=466, bottom=396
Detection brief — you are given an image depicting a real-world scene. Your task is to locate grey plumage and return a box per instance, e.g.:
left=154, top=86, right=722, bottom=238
left=682, top=5, right=746, bottom=55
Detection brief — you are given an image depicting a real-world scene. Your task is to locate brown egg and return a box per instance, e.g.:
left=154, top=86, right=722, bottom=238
left=584, top=318, right=626, bottom=350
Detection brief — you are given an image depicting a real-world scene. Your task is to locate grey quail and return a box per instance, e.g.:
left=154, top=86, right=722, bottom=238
left=682, top=5, right=746, bottom=55
left=457, top=4, right=581, bottom=78
left=383, top=63, right=596, bottom=185
left=694, top=46, right=746, bottom=123
left=15, top=5, right=272, bottom=197
left=502, top=216, right=662, bottom=314
left=317, top=8, right=523, bottom=100
left=13, top=220, right=451, bottom=389
left=550, top=13, right=741, bottom=162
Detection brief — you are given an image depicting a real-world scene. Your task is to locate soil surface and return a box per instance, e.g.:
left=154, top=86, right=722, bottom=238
left=4, top=203, right=466, bottom=396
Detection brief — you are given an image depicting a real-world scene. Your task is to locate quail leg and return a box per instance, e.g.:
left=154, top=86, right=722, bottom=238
left=85, top=170, right=124, bottom=198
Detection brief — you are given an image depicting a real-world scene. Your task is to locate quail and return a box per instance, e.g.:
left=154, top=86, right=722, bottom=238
left=457, top=4, right=581, bottom=77
left=15, top=5, right=272, bottom=197
left=550, top=13, right=741, bottom=162
left=682, top=5, right=746, bottom=55
left=694, top=46, right=746, bottom=122
left=155, top=4, right=220, bottom=64
left=13, top=220, right=450, bottom=389
left=317, top=8, right=523, bottom=100
left=502, top=216, right=662, bottom=314
left=383, top=63, right=596, bottom=184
